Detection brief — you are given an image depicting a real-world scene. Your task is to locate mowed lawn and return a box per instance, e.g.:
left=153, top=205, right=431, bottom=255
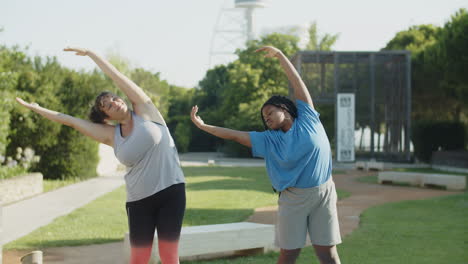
left=4, top=167, right=348, bottom=250
left=185, top=192, right=468, bottom=264
left=7, top=167, right=466, bottom=263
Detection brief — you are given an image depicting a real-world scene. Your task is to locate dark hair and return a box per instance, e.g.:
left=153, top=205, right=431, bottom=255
left=89, top=91, right=118, bottom=124
left=260, top=95, right=298, bottom=130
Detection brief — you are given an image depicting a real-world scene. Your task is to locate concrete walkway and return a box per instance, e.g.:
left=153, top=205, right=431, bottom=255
left=2, top=172, right=125, bottom=245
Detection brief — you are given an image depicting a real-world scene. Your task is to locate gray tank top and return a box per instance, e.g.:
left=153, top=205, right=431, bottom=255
left=113, top=112, right=185, bottom=202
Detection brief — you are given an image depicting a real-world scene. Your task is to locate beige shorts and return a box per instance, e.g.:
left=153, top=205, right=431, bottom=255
left=275, top=178, right=342, bottom=249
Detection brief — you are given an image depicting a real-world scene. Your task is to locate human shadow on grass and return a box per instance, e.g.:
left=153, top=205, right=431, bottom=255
left=186, top=178, right=273, bottom=194
left=183, top=208, right=256, bottom=226
left=182, top=167, right=268, bottom=178
left=5, top=238, right=123, bottom=250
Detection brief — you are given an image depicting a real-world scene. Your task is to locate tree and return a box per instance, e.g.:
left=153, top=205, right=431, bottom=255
left=429, top=8, right=468, bottom=122
left=383, top=24, right=448, bottom=121
left=305, top=21, right=339, bottom=51
left=383, top=24, right=440, bottom=53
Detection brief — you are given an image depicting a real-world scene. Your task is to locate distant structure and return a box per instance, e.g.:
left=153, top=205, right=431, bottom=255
left=291, top=50, right=412, bottom=162
left=209, top=0, right=268, bottom=67
left=235, top=0, right=268, bottom=41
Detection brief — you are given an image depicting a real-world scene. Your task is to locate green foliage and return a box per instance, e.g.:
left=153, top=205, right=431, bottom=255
left=384, top=9, right=468, bottom=126
left=194, top=33, right=300, bottom=156
left=0, top=46, right=28, bottom=155
left=429, top=9, right=468, bottom=122
left=384, top=24, right=440, bottom=53
left=0, top=166, right=27, bottom=180
left=166, top=85, right=196, bottom=152
left=306, top=21, right=339, bottom=51
left=1, top=45, right=112, bottom=180
left=131, top=68, right=171, bottom=117
left=173, top=117, right=192, bottom=153
left=412, top=121, right=466, bottom=162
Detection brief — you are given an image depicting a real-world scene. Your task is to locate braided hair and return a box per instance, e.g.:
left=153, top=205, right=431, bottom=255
left=260, top=95, right=298, bottom=130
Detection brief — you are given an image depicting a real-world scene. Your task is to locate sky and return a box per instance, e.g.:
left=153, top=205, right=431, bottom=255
left=1, top=0, right=467, bottom=88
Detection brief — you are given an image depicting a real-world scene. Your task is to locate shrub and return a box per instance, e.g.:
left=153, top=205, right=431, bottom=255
left=412, top=121, right=466, bottom=162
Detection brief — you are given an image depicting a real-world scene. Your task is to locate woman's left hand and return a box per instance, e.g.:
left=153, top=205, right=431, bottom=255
left=190, top=105, right=205, bottom=128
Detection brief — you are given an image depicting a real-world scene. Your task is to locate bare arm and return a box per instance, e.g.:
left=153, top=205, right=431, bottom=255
left=190, top=106, right=251, bottom=147
left=63, top=47, right=166, bottom=125
left=256, top=46, right=314, bottom=108
left=16, top=98, right=115, bottom=146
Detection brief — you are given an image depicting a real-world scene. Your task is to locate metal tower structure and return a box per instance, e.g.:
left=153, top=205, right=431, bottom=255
left=209, top=0, right=268, bottom=67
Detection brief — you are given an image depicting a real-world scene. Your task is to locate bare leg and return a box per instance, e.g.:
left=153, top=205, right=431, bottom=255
left=130, top=246, right=152, bottom=264
left=313, top=245, right=341, bottom=264
left=277, top=248, right=301, bottom=264
left=158, top=239, right=180, bottom=264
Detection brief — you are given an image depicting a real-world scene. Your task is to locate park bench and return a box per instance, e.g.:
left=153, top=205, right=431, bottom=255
left=123, top=222, right=275, bottom=263
left=378, top=171, right=466, bottom=191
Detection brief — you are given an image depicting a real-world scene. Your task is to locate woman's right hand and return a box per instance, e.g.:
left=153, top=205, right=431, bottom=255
left=63, top=47, right=90, bottom=56
left=16, top=97, right=40, bottom=110
left=255, top=46, right=281, bottom=58
left=190, top=105, right=205, bottom=128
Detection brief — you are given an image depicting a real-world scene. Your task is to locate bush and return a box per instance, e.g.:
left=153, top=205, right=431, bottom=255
left=173, top=117, right=192, bottom=153
left=0, top=146, right=40, bottom=180
left=0, top=93, right=13, bottom=156
left=37, top=128, right=99, bottom=180
left=5, top=54, right=108, bottom=180
left=412, top=121, right=467, bottom=162
left=0, top=166, right=27, bottom=180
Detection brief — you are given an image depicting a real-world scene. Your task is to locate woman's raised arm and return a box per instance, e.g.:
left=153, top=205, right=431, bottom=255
left=190, top=105, right=251, bottom=147
left=16, top=98, right=115, bottom=146
left=63, top=47, right=166, bottom=125
left=256, top=46, right=314, bottom=108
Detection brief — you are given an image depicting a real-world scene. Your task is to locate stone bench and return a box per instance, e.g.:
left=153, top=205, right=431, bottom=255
left=355, top=161, right=385, bottom=171
left=378, top=171, right=466, bottom=191
left=123, top=222, right=275, bottom=263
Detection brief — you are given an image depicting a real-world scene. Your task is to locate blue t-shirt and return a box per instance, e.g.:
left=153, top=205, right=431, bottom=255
left=249, top=99, right=332, bottom=191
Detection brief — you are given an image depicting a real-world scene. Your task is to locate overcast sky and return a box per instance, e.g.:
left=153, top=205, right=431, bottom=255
left=1, top=0, right=466, bottom=88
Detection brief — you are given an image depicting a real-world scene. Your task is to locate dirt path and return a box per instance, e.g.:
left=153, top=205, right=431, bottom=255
left=3, top=170, right=461, bottom=264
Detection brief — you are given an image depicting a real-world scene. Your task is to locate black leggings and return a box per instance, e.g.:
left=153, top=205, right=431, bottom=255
left=125, top=183, right=186, bottom=247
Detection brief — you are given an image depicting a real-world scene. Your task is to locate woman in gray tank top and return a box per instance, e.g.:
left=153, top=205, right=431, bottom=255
left=16, top=47, right=186, bottom=264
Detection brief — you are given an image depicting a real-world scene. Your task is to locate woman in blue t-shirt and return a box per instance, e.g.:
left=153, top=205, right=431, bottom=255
left=190, top=46, right=342, bottom=264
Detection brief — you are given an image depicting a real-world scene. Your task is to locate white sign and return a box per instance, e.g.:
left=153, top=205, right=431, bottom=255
left=337, top=93, right=355, bottom=162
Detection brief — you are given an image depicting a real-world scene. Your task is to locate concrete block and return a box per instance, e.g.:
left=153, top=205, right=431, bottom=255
left=20, top=251, right=42, bottom=264
left=378, top=171, right=466, bottom=191
left=124, top=222, right=275, bottom=263
left=378, top=171, right=422, bottom=186
left=367, top=161, right=385, bottom=171
left=422, top=174, right=466, bottom=191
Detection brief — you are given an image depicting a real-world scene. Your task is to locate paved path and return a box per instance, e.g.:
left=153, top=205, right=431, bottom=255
left=2, top=172, right=125, bottom=246
left=2, top=160, right=461, bottom=264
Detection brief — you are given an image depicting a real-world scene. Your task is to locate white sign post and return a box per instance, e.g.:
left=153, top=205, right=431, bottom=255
left=337, top=93, right=355, bottom=162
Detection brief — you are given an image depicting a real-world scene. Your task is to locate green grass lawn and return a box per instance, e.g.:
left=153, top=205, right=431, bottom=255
left=185, top=192, right=468, bottom=264
left=43, top=178, right=86, bottom=193
left=6, top=166, right=467, bottom=263
left=5, top=167, right=348, bottom=250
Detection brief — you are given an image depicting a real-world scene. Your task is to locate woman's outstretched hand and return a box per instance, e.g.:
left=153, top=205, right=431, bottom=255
left=255, top=46, right=281, bottom=58
left=63, top=47, right=89, bottom=56
left=190, top=105, right=205, bottom=128
left=16, top=97, right=40, bottom=110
